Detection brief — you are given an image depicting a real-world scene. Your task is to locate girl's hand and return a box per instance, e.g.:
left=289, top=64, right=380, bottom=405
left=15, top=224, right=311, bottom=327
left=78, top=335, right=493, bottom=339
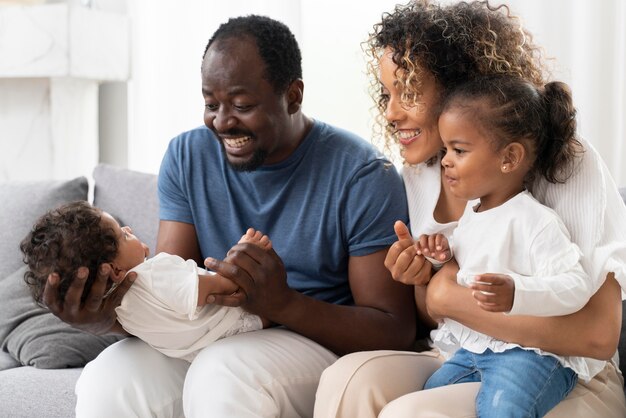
left=384, top=221, right=432, bottom=286
left=470, top=273, right=515, bottom=312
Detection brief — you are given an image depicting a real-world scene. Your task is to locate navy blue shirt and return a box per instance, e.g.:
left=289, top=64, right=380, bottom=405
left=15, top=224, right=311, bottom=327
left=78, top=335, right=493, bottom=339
left=158, top=120, right=408, bottom=305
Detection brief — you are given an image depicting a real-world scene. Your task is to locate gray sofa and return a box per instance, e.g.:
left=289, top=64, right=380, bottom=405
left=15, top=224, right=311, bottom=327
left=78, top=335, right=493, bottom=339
left=0, top=164, right=625, bottom=417
left=0, top=164, right=159, bottom=417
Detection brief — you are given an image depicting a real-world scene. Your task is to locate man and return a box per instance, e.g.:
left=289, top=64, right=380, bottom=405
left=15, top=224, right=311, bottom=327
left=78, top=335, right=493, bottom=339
left=45, top=15, right=416, bottom=417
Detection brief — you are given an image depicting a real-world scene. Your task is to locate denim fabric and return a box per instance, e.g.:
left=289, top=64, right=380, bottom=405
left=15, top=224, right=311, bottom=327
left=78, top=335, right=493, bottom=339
left=424, top=347, right=578, bottom=418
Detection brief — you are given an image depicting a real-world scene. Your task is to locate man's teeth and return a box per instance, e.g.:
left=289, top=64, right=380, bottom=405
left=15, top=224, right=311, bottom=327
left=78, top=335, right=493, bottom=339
left=223, top=136, right=251, bottom=148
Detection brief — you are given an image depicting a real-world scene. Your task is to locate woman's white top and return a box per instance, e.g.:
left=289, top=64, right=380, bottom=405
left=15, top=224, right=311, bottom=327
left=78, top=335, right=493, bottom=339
left=115, top=252, right=262, bottom=362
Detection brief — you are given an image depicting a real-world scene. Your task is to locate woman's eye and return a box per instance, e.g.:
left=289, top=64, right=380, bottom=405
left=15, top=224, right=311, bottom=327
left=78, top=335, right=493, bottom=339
left=205, top=103, right=218, bottom=111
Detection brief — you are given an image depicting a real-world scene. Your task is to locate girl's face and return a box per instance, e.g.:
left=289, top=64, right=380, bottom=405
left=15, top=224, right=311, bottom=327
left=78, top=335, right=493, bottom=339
left=378, top=48, right=444, bottom=165
left=438, top=107, right=509, bottom=209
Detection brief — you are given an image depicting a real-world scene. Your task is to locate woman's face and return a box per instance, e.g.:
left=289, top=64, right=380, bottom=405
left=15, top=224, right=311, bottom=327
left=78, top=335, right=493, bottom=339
left=379, top=48, right=444, bottom=165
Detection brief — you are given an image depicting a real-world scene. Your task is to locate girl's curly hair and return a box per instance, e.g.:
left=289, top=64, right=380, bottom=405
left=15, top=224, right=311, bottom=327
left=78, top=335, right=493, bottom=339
left=365, top=0, right=549, bottom=156
left=20, top=201, right=119, bottom=306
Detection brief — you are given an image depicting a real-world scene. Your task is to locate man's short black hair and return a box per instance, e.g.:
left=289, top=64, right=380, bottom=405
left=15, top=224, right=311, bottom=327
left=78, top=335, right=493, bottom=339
left=203, top=15, right=302, bottom=93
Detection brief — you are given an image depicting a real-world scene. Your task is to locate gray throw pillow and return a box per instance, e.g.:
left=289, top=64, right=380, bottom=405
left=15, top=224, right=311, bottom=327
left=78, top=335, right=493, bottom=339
left=0, top=176, right=123, bottom=368
left=0, top=177, right=89, bottom=281
left=93, top=164, right=159, bottom=256
left=0, top=267, right=121, bottom=369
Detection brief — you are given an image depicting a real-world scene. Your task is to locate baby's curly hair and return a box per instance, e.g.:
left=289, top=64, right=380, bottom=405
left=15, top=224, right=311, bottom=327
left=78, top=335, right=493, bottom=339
left=365, top=0, right=549, bottom=156
left=20, top=201, right=119, bottom=306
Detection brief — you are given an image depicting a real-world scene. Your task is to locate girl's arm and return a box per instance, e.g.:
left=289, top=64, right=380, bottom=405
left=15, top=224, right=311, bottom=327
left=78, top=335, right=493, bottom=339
left=427, top=261, right=621, bottom=360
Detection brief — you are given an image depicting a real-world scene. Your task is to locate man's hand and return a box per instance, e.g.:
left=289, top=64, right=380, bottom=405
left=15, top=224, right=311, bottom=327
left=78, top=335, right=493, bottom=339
left=42, top=263, right=135, bottom=335
left=469, top=274, right=515, bottom=313
left=204, top=243, right=295, bottom=322
left=384, top=220, right=432, bottom=286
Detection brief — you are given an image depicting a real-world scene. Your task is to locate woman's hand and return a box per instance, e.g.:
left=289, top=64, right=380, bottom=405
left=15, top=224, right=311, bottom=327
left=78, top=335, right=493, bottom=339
left=425, top=258, right=459, bottom=321
left=42, top=263, right=135, bottom=335
left=384, top=221, right=432, bottom=286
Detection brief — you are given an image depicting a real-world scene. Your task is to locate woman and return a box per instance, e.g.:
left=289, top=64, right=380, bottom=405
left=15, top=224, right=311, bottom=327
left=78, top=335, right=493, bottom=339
left=314, top=1, right=626, bottom=417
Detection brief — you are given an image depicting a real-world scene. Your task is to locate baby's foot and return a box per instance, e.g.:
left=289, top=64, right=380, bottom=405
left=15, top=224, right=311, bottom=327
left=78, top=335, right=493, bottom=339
left=239, top=228, right=272, bottom=251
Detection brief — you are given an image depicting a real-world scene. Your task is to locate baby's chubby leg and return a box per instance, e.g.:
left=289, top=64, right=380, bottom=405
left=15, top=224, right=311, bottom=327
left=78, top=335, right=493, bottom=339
left=238, top=227, right=272, bottom=251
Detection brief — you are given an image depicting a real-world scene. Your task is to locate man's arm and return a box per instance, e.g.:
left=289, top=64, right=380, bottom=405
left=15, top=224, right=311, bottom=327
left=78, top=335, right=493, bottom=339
left=206, top=245, right=417, bottom=355
left=156, top=220, right=203, bottom=263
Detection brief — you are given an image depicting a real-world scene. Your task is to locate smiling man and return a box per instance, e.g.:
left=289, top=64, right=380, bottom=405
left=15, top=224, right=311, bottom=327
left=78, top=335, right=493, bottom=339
left=61, top=15, right=416, bottom=418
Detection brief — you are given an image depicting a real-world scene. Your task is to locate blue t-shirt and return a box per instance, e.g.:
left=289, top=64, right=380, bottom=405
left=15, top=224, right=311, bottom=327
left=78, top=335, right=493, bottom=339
left=158, top=120, right=408, bottom=305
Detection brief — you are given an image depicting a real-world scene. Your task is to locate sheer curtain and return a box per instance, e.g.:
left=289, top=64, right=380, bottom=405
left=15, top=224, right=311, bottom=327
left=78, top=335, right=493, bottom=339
left=507, top=0, right=626, bottom=186
left=126, top=0, right=626, bottom=186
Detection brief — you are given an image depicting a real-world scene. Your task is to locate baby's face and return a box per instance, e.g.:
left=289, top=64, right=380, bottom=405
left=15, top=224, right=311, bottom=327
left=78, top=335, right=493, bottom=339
left=101, top=212, right=149, bottom=272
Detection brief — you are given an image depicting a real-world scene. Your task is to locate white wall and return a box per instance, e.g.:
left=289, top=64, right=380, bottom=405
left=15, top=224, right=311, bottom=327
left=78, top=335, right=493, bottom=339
left=1, top=1, right=623, bottom=183
left=122, top=0, right=626, bottom=187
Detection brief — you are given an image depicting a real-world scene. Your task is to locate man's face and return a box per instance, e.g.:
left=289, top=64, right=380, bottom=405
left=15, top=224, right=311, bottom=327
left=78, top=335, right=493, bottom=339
left=201, top=37, right=293, bottom=171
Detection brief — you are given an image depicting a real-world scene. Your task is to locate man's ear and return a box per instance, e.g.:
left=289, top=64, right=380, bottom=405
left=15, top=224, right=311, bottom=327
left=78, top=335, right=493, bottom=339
left=286, top=79, right=304, bottom=114
left=500, top=142, right=526, bottom=173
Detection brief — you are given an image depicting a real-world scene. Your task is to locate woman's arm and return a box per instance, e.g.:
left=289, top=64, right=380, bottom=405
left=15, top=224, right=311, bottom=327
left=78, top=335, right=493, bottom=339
left=427, top=262, right=621, bottom=360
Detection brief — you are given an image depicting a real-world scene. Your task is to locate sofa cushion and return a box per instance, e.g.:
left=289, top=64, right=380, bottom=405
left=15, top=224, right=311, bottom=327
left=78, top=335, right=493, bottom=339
left=0, top=266, right=121, bottom=369
left=0, top=176, right=123, bottom=369
left=93, top=163, right=159, bottom=255
left=0, top=176, right=88, bottom=282
left=0, top=366, right=82, bottom=418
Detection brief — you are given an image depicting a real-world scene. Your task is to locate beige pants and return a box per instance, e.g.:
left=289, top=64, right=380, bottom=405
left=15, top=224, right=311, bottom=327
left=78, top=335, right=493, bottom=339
left=314, top=350, right=626, bottom=418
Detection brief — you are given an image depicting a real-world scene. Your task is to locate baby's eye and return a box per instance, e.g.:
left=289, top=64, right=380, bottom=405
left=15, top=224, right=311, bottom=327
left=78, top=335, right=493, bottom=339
left=454, top=148, right=466, bottom=155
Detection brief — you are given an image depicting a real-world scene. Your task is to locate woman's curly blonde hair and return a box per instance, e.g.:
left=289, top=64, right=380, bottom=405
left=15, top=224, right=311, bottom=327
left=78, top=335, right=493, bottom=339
left=365, top=0, right=549, bottom=157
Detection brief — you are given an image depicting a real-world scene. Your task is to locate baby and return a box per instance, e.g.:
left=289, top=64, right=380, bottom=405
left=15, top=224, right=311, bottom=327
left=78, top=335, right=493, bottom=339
left=20, top=200, right=270, bottom=362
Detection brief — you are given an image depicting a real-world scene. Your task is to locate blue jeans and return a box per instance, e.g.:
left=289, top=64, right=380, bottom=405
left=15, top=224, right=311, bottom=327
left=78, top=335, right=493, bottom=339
left=424, top=347, right=578, bottom=418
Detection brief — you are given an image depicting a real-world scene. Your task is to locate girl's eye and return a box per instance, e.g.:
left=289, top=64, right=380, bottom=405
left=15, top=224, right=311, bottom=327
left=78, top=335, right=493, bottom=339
left=454, top=148, right=466, bottom=155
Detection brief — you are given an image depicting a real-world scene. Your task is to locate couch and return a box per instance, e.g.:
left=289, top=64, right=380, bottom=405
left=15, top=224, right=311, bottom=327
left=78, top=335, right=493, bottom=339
left=0, top=164, right=159, bottom=417
left=0, top=164, right=625, bottom=417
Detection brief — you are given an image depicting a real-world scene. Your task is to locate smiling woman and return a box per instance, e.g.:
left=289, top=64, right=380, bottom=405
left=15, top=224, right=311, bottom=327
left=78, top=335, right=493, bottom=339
left=314, top=1, right=626, bottom=417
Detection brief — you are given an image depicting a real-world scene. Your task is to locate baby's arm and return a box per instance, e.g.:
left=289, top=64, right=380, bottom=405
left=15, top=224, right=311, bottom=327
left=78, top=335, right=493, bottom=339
left=415, top=233, right=452, bottom=266
left=197, top=228, right=273, bottom=306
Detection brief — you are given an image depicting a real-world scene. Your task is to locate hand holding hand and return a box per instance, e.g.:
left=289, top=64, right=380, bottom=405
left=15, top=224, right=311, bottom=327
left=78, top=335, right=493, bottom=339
left=415, top=233, right=451, bottom=264
left=469, top=273, right=515, bottom=312
left=384, top=221, right=432, bottom=286
left=204, top=242, right=294, bottom=321
left=43, top=263, right=135, bottom=335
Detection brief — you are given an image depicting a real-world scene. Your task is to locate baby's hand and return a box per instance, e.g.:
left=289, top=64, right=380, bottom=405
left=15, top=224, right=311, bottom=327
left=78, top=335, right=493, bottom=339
left=469, top=274, right=515, bottom=312
left=238, top=228, right=272, bottom=251
left=415, top=233, right=451, bottom=263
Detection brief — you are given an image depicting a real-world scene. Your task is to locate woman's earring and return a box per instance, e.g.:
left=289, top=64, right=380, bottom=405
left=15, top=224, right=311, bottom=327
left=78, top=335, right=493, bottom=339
left=502, top=165, right=508, bottom=172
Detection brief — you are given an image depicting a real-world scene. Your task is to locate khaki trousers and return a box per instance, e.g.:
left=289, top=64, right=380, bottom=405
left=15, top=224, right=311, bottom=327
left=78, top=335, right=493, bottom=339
left=314, top=350, right=626, bottom=418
